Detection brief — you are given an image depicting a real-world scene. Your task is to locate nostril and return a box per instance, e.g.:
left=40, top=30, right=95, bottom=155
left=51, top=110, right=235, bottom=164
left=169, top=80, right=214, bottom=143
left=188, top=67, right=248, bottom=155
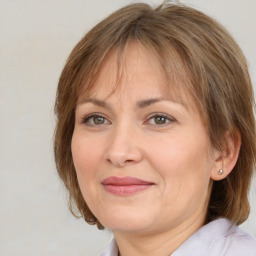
left=104, top=143, right=143, bottom=167
left=107, top=158, right=134, bottom=167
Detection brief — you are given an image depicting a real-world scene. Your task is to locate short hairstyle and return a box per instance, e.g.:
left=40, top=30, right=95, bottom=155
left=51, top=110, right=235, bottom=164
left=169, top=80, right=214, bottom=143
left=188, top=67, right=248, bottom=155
left=54, top=2, right=256, bottom=229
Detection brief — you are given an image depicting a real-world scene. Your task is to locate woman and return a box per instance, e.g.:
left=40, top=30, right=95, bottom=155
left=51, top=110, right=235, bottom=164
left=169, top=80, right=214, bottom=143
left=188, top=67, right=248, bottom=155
left=54, top=1, right=256, bottom=255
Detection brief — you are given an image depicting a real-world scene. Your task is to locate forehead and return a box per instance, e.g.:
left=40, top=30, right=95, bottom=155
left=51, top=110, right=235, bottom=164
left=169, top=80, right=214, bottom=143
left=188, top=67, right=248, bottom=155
left=90, top=43, right=167, bottom=99
left=78, top=42, right=197, bottom=112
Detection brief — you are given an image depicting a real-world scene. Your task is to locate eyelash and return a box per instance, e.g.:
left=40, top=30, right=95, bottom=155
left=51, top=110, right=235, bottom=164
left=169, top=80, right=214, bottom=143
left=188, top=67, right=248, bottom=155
left=81, top=112, right=175, bottom=127
left=82, top=113, right=110, bottom=126
left=146, top=112, right=175, bottom=126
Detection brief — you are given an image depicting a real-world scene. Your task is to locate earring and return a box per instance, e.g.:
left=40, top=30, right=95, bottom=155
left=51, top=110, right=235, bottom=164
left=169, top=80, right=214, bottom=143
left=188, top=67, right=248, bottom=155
left=218, top=169, right=224, bottom=175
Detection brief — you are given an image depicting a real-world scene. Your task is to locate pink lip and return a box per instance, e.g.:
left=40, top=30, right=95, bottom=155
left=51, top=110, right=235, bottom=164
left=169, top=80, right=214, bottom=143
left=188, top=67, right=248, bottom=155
left=101, top=176, right=154, bottom=196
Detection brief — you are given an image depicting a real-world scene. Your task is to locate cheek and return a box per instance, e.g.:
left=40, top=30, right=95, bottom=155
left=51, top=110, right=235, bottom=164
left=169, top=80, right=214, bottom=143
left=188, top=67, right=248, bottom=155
left=71, top=132, right=107, bottom=214
left=71, top=132, right=104, bottom=194
left=147, top=134, right=213, bottom=196
left=72, top=132, right=101, bottom=172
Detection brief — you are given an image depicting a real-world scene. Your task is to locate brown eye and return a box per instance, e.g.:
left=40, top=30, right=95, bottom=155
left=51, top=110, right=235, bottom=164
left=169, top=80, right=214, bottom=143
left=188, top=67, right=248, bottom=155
left=154, top=116, right=167, bottom=124
left=147, top=113, right=175, bottom=126
left=82, top=114, right=110, bottom=126
left=93, top=116, right=105, bottom=124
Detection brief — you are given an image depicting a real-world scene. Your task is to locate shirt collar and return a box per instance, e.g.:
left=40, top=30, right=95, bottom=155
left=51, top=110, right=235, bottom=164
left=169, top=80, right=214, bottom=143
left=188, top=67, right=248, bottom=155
left=99, top=218, right=235, bottom=256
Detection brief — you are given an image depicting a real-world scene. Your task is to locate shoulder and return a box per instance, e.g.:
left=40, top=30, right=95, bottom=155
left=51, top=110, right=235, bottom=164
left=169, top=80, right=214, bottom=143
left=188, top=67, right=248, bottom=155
left=216, top=222, right=256, bottom=256
left=99, top=239, right=118, bottom=256
left=173, top=218, right=256, bottom=256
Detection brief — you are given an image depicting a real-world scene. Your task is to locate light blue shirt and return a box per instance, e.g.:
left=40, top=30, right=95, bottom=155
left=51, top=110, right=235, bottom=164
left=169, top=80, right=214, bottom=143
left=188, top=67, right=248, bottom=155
left=99, top=218, right=256, bottom=255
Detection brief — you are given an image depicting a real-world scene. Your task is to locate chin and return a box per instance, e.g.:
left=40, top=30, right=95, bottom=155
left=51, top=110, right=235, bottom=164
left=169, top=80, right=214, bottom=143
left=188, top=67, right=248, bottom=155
left=104, top=219, right=152, bottom=232
left=97, top=207, right=157, bottom=232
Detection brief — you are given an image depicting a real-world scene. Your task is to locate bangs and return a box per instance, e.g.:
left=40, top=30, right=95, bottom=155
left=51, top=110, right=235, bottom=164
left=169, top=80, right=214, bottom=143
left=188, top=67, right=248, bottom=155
left=77, top=37, right=200, bottom=117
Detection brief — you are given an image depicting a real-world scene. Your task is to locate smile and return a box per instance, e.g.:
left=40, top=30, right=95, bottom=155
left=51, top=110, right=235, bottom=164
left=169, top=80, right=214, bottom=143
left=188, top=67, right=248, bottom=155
left=101, top=176, right=155, bottom=196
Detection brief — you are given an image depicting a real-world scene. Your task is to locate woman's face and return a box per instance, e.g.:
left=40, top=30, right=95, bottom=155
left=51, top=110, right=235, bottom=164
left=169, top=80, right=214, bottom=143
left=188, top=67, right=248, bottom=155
left=72, top=43, right=219, bottom=234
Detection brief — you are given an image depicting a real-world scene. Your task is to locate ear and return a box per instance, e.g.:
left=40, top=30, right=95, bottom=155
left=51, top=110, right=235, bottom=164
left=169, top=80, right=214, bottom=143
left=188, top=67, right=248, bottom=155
left=210, top=130, right=241, bottom=181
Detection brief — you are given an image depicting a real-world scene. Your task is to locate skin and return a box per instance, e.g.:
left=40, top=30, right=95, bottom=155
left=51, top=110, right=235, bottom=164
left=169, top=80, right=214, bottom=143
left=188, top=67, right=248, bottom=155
left=71, top=43, right=237, bottom=256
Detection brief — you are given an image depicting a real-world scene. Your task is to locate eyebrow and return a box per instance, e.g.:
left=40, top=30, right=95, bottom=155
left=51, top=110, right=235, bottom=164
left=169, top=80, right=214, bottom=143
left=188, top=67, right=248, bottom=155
left=80, top=98, right=111, bottom=109
left=79, top=97, right=168, bottom=109
left=137, top=98, right=165, bottom=108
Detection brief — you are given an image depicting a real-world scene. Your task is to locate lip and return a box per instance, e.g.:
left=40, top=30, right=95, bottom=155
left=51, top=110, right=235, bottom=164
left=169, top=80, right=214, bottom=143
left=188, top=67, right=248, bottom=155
left=101, top=176, right=155, bottom=196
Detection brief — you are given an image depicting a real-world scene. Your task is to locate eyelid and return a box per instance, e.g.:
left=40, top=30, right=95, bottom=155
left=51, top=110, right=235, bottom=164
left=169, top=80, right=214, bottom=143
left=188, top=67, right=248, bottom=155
left=79, top=112, right=175, bottom=127
left=145, top=112, right=176, bottom=125
left=81, top=112, right=111, bottom=125
left=147, top=112, right=175, bottom=120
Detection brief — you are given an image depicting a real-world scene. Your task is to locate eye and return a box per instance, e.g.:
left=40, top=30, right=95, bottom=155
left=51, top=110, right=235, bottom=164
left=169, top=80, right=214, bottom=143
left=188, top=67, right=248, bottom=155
left=82, top=113, right=110, bottom=126
left=146, top=113, right=175, bottom=126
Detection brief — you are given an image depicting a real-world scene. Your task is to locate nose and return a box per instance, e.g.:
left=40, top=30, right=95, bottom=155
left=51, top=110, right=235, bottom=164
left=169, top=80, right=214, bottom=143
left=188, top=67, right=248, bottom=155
left=104, top=124, right=143, bottom=167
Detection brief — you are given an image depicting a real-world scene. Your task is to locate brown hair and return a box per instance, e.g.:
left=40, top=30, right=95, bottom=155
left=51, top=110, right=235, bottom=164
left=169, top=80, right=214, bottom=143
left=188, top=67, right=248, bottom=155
left=54, top=2, right=256, bottom=229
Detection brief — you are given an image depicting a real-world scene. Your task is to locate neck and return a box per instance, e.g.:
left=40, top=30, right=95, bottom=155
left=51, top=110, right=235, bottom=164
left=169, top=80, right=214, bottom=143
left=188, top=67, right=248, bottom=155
left=114, top=211, right=207, bottom=256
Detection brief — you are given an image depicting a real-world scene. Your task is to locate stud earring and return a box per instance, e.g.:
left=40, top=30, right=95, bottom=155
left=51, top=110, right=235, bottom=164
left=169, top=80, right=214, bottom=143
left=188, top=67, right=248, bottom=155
left=218, top=169, right=224, bottom=175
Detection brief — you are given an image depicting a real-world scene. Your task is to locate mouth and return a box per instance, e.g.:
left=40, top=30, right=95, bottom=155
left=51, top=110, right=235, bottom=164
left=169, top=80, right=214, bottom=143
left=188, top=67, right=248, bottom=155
left=101, top=176, right=155, bottom=196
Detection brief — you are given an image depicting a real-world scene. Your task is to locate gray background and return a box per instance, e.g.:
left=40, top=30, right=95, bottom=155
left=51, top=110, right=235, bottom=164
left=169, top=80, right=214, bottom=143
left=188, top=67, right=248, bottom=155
left=1, top=0, right=255, bottom=255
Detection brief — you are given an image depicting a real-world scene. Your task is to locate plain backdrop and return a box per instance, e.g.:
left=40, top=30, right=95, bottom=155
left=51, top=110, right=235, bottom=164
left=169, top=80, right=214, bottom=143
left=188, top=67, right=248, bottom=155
left=0, top=0, right=255, bottom=255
